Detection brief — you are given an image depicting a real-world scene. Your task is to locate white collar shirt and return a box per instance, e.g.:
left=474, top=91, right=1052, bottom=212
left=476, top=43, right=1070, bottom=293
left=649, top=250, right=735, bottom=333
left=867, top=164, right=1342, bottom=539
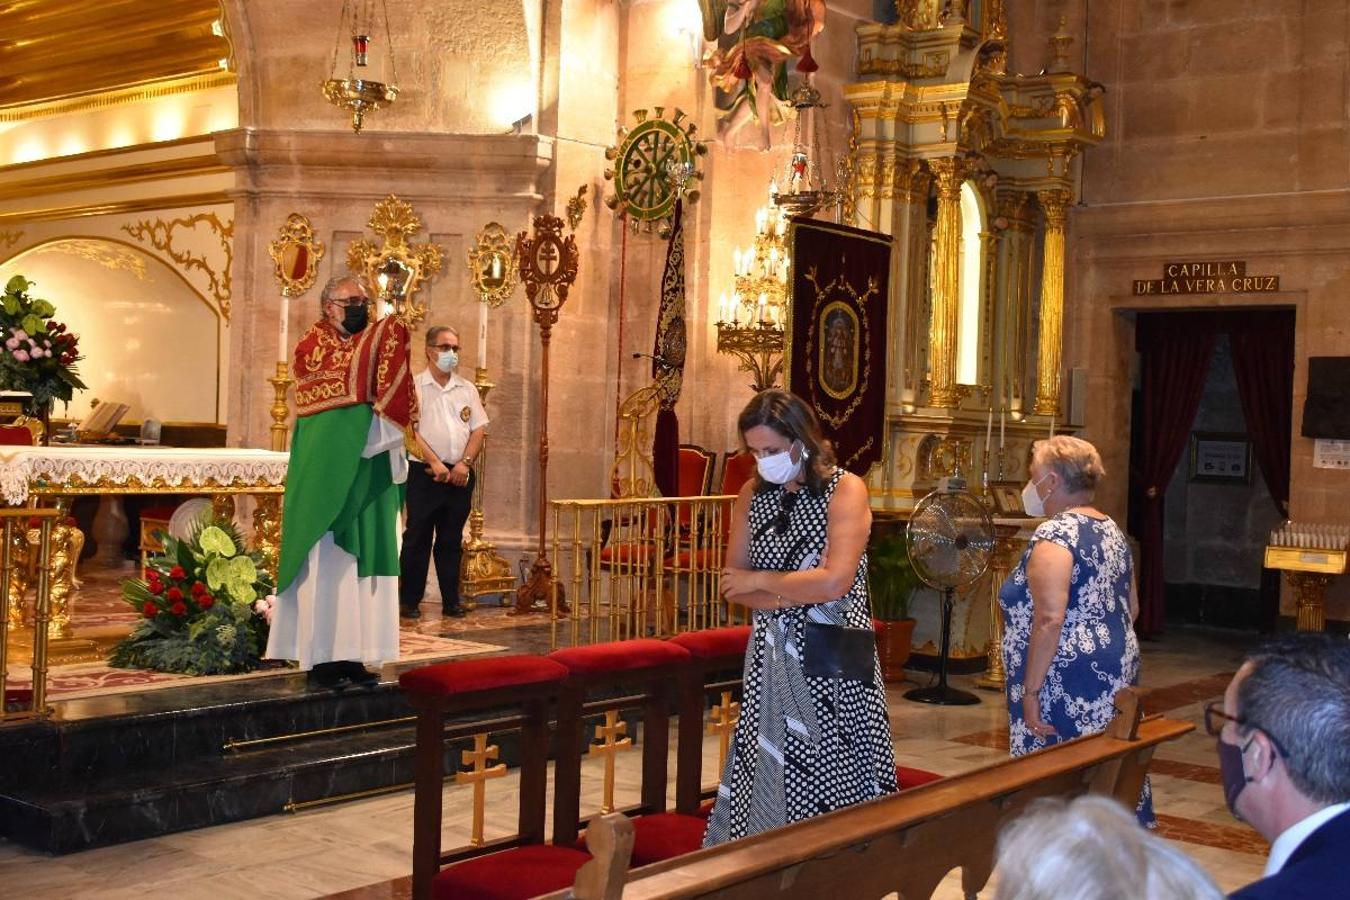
left=1263, top=800, right=1350, bottom=876
left=415, top=368, right=489, bottom=464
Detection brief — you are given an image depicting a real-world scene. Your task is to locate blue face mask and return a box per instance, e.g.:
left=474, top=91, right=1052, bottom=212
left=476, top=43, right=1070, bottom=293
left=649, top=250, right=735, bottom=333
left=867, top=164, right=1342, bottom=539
left=435, top=349, right=458, bottom=373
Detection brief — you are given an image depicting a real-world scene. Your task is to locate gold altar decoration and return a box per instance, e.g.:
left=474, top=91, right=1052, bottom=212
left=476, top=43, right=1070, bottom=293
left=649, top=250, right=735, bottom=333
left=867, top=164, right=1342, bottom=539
left=465, top=223, right=518, bottom=309
left=267, top=214, right=326, bottom=454
left=715, top=198, right=788, bottom=392
left=459, top=223, right=519, bottom=607
left=975, top=520, right=1027, bottom=690
left=455, top=731, right=507, bottom=847
left=927, top=158, right=964, bottom=408
left=1033, top=189, right=1071, bottom=417
left=122, top=212, right=234, bottom=319
left=1264, top=524, right=1347, bottom=632
left=0, top=508, right=58, bottom=721
left=323, top=0, right=399, bottom=132
left=347, top=195, right=444, bottom=328
left=513, top=214, right=579, bottom=617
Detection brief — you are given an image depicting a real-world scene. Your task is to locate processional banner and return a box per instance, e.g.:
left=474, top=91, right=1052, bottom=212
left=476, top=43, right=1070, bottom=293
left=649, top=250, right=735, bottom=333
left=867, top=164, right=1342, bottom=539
left=786, top=219, right=891, bottom=477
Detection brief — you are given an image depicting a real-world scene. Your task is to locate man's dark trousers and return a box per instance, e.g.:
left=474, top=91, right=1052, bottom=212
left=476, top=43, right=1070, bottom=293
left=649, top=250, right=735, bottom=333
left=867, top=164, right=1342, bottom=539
left=399, top=464, right=474, bottom=614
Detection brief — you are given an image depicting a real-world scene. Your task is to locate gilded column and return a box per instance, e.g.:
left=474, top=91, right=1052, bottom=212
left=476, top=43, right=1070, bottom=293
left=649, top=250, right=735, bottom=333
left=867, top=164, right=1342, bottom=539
left=895, top=158, right=931, bottom=407
left=927, top=158, right=964, bottom=408
left=1033, top=189, right=1071, bottom=416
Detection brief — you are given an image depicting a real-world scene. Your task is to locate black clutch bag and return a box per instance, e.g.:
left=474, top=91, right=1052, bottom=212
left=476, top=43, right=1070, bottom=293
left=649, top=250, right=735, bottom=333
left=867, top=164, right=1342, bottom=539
left=801, top=621, right=875, bottom=684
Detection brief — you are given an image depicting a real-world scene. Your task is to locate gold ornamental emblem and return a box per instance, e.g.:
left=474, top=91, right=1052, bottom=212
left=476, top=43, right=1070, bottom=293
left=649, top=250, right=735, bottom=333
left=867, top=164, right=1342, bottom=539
left=460, top=406, right=472, bottom=422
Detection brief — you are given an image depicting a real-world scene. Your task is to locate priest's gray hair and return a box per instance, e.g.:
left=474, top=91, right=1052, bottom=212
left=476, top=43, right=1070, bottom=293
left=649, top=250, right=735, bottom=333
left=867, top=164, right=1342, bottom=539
left=318, top=274, right=370, bottom=311
left=993, top=796, right=1222, bottom=900
left=1031, top=435, right=1105, bottom=494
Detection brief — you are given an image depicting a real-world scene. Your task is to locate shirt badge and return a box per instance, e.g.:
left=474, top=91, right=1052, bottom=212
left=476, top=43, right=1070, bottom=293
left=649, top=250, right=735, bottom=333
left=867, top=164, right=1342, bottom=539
left=460, top=407, right=472, bottom=422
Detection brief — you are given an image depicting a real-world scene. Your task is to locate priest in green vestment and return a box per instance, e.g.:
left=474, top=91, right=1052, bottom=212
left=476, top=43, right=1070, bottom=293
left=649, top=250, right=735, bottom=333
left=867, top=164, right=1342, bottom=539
left=265, top=274, right=418, bottom=688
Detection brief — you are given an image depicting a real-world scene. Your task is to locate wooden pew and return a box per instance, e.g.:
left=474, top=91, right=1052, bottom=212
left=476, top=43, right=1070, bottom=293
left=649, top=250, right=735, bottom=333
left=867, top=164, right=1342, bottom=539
left=549, top=689, right=1190, bottom=900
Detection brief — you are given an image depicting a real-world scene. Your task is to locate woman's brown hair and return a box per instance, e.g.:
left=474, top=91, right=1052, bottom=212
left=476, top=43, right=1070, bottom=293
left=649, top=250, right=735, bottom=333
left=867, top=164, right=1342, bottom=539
left=737, top=389, right=837, bottom=494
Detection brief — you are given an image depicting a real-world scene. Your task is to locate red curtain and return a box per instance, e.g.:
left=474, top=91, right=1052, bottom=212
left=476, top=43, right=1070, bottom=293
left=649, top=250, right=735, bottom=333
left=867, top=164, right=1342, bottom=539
left=1229, top=311, right=1294, bottom=516
left=1134, top=313, right=1217, bottom=636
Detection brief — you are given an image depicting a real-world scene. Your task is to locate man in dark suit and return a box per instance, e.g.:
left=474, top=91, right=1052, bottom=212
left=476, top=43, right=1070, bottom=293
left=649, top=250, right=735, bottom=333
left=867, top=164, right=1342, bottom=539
left=1205, top=633, right=1350, bottom=899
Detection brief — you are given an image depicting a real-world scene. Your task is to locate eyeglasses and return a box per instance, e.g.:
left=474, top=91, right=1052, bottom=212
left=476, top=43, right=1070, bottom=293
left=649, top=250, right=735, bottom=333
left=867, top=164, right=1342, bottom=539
left=1202, top=700, right=1287, bottom=756
left=772, top=490, right=800, bottom=536
left=328, top=296, right=366, bottom=307
left=431, top=343, right=460, bottom=351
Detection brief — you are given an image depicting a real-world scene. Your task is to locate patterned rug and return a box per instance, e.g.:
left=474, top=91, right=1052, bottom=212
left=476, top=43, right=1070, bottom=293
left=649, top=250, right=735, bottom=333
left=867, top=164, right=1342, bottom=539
left=6, top=631, right=506, bottom=701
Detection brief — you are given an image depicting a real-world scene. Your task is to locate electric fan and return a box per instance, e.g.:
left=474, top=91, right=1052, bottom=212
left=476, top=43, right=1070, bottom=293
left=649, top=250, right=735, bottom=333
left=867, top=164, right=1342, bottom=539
left=904, top=476, right=996, bottom=705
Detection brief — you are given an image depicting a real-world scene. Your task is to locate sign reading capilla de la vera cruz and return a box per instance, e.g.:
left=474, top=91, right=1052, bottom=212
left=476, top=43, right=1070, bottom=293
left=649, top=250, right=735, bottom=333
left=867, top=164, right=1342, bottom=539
left=1133, top=260, right=1280, bottom=296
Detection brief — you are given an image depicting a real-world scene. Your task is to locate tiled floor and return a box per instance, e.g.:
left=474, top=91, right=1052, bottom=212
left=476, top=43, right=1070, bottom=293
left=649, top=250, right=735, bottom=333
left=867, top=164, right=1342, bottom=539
left=0, top=624, right=1271, bottom=899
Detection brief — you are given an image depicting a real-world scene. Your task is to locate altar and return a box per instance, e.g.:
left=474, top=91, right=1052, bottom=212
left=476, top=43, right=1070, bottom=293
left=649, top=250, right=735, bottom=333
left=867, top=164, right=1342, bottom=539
left=1, top=445, right=289, bottom=662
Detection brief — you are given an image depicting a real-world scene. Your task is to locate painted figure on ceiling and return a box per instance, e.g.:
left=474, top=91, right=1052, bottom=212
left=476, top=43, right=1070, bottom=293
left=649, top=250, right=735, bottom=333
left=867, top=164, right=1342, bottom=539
left=700, top=0, right=826, bottom=150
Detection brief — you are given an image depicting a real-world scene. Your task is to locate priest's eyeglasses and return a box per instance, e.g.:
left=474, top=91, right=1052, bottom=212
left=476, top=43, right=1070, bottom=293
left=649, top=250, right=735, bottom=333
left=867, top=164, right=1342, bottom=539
left=329, top=295, right=366, bottom=307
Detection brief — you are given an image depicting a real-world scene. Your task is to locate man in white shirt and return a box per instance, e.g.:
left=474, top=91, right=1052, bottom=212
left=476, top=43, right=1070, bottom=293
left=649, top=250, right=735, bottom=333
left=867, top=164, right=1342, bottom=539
left=399, top=325, right=488, bottom=619
left=1207, top=633, right=1350, bottom=899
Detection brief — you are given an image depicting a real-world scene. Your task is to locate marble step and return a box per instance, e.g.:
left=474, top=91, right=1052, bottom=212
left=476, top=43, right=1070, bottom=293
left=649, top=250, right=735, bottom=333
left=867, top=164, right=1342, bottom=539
left=1, top=722, right=437, bottom=854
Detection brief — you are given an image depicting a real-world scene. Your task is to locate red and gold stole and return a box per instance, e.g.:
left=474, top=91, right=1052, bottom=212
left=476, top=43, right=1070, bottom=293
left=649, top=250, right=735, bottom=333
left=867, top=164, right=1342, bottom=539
left=292, top=317, right=417, bottom=430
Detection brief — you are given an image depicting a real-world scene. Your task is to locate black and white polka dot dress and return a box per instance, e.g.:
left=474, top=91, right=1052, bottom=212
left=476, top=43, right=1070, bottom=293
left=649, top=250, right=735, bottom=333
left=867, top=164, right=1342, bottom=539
left=703, top=468, right=897, bottom=846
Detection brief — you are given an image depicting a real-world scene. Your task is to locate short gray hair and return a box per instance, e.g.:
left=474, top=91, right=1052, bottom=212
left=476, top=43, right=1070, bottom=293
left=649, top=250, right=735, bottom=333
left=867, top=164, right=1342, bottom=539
left=1031, top=435, right=1105, bottom=494
left=425, top=325, right=459, bottom=346
left=1238, top=633, right=1350, bottom=804
left=994, top=796, right=1222, bottom=900
left=318, top=275, right=369, bottom=311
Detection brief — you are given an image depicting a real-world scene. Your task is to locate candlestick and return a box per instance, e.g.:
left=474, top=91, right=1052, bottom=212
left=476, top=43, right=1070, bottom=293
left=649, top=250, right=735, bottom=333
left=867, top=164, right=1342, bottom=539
left=477, top=300, right=488, bottom=364
left=999, top=410, right=1006, bottom=449
left=985, top=408, right=992, bottom=448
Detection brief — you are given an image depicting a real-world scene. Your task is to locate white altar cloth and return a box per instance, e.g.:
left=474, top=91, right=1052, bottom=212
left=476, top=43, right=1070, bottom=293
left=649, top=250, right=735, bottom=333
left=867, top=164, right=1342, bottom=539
left=0, top=446, right=290, bottom=506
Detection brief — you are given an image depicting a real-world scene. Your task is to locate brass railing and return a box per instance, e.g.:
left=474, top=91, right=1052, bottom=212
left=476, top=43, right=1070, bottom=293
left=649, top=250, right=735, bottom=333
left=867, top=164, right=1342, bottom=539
left=1, top=508, right=60, bottom=721
left=548, top=495, right=748, bottom=649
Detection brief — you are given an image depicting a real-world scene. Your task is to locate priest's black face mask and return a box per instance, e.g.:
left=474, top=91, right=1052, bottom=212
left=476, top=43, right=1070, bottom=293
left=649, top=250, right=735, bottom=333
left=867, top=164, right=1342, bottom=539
left=342, top=303, right=369, bottom=334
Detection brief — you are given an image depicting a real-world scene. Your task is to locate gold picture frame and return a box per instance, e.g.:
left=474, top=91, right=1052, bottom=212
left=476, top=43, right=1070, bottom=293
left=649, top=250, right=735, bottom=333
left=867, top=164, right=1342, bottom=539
left=989, top=480, right=1027, bottom=516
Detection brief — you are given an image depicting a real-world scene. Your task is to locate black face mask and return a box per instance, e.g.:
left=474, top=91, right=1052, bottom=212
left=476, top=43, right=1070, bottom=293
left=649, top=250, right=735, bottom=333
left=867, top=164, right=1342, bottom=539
left=1216, top=735, right=1253, bottom=821
left=342, top=304, right=369, bottom=334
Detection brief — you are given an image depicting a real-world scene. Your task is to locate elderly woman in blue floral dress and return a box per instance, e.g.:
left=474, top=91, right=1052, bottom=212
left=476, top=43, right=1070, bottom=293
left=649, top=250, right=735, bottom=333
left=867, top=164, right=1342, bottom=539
left=998, top=435, right=1154, bottom=826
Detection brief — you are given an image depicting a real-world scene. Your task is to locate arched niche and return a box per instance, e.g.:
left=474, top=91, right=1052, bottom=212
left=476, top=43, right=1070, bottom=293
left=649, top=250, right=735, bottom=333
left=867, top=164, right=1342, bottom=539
left=0, top=238, right=223, bottom=424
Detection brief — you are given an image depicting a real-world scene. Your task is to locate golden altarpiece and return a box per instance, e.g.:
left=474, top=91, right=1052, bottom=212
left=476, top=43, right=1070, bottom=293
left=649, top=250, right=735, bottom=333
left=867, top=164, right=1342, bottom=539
left=839, top=4, right=1105, bottom=669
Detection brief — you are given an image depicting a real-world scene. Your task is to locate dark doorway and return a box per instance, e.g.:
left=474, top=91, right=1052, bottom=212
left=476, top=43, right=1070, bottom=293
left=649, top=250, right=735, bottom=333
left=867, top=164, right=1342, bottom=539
left=1126, top=309, right=1294, bottom=635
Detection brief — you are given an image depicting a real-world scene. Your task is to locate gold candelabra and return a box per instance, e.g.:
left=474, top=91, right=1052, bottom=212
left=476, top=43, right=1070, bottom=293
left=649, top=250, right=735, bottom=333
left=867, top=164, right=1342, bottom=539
left=716, top=197, right=789, bottom=392
left=267, top=362, right=292, bottom=453
left=459, top=368, right=516, bottom=609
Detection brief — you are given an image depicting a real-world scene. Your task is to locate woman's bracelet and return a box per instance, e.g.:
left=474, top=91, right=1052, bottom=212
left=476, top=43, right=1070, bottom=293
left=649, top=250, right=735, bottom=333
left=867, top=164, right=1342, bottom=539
left=775, top=594, right=785, bottom=609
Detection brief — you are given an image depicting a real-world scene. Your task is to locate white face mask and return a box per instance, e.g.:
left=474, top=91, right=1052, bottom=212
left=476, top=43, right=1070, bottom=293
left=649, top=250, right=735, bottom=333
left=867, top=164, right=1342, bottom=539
left=757, top=442, right=806, bottom=485
left=435, top=349, right=458, bottom=373
left=1021, top=473, right=1053, bottom=517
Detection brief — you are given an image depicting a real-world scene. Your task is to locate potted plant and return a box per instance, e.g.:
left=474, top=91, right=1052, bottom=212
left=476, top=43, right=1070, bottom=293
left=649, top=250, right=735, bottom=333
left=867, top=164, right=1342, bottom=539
left=868, top=528, right=920, bottom=682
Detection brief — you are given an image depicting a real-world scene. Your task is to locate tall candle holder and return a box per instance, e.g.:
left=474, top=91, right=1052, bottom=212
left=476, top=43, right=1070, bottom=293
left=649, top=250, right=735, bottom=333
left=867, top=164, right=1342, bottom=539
left=266, top=213, right=326, bottom=451
left=461, top=223, right=521, bottom=608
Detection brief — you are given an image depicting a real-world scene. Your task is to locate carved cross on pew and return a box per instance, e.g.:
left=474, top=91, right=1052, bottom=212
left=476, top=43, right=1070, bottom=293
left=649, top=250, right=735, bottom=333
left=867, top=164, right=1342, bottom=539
left=707, top=691, right=741, bottom=772
left=589, top=710, right=633, bottom=813
left=455, top=732, right=507, bottom=846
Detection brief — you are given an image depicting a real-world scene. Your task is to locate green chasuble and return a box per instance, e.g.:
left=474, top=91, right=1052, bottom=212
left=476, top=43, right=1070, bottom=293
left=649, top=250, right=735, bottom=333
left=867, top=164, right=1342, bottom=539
left=276, top=403, right=402, bottom=593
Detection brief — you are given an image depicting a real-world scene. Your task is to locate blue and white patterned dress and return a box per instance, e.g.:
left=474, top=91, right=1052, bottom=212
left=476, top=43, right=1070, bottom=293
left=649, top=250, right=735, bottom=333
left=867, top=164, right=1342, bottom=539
left=702, top=468, right=897, bottom=846
left=998, top=511, right=1155, bottom=826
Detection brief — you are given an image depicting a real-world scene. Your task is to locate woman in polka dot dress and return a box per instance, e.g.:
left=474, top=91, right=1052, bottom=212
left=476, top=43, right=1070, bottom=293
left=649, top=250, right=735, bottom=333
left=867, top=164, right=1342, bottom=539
left=704, top=389, right=897, bottom=846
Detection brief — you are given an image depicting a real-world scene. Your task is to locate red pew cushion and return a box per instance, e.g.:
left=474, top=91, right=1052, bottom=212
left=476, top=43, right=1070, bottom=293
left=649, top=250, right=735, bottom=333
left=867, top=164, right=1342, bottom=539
left=399, top=655, right=568, bottom=697
left=897, top=765, right=943, bottom=789
left=669, top=626, right=751, bottom=661
left=549, top=639, right=691, bottom=678
left=630, top=812, right=708, bottom=866
left=432, top=845, right=591, bottom=900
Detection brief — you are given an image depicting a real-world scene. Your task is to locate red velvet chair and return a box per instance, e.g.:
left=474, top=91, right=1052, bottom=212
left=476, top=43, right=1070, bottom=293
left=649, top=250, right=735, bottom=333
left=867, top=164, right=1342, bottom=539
left=0, top=423, right=37, bottom=446
left=400, top=655, right=580, bottom=900
left=548, top=638, right=693, bottom=863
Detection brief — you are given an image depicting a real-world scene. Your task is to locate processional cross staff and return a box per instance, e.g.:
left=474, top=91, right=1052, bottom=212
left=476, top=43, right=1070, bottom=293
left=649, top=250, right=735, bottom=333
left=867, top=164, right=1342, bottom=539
left=513, top=214, right=579, bottom=616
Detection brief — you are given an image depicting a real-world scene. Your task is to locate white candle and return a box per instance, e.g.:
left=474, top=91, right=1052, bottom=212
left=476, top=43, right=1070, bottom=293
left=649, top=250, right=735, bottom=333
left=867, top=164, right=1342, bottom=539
left=985, top=408, right=992, bottom=448
left=1000, top=410, right=1006, bottom=449
left=477, top=300, right=488, bottom=364
left=278, top=294, right=289, bottom=362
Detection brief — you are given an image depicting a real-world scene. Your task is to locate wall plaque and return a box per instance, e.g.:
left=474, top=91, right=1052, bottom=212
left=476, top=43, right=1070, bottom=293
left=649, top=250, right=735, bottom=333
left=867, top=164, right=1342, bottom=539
left=1133, top=260, right=1279, bottom=296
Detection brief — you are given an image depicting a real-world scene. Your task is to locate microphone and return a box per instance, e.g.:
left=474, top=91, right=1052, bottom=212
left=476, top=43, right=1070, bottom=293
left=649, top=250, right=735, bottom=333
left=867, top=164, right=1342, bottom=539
left=632, top=351, right=670, bottom=366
